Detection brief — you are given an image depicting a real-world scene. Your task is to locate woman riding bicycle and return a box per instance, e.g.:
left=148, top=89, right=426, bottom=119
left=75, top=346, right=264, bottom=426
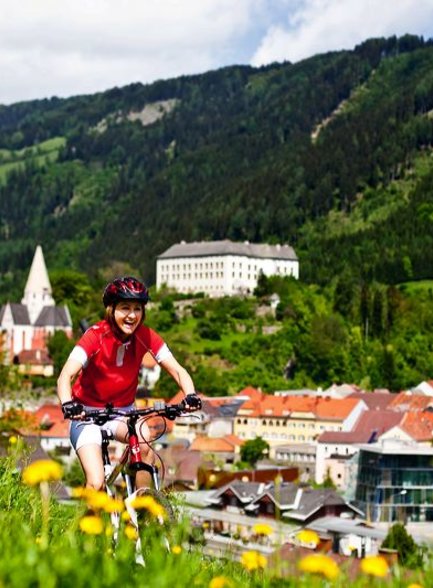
left=57, top=276, right=200, bottom=491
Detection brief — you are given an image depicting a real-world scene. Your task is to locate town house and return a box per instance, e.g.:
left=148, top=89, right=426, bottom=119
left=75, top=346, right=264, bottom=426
left=234, top=393, right=367, bottom=447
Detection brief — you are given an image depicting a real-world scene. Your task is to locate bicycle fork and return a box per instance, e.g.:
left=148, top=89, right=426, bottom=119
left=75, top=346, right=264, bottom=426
left=126, top=416, right=161, bottom=491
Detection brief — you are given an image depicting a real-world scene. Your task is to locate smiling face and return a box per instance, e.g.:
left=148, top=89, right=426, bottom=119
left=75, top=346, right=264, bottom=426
left=113, top=300, right=144, bottom=338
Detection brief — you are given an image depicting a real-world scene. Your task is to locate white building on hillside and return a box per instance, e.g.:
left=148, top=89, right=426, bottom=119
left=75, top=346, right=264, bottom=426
left=156, top=240, right=299, bottom=296
left=0, top=245, right=73, bottom=367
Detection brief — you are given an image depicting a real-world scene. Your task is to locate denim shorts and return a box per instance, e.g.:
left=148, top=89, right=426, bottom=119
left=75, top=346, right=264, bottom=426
left=69, top=404, right=135, bottom=451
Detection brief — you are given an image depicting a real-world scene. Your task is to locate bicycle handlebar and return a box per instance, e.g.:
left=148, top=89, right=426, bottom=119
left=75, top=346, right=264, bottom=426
left=80, top=400, right=192, bottom=425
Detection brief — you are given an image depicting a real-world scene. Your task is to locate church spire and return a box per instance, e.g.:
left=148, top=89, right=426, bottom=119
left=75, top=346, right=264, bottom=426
left=21, top=245, right=55, bottom=323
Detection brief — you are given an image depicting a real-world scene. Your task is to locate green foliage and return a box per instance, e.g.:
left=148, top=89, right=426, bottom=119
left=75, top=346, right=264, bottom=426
left=141, top=270, right=433, bottom=396
left=47, top=331, right=75, bottom=376
left=240, top=437, right=270, bottom=467
left=382, top=523, right=423, bottom=568
left=62, top=456, right=85, bottom=488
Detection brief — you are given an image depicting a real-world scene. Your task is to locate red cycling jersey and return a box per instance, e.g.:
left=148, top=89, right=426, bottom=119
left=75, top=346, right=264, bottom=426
left=70, top=320, right=171, bottom=407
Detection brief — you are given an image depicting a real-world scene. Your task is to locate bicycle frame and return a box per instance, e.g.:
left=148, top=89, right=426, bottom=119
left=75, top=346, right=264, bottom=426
left=101, top=412, right=162, bottom=494
left=88, top=402, right=189, bottom=564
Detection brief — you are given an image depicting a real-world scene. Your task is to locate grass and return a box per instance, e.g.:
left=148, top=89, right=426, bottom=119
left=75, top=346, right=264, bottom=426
left=398, top=279, right=433, bottom=293
left=1, top=438, right=432, bottom=587
left=0, top=137, right=66, bottom=184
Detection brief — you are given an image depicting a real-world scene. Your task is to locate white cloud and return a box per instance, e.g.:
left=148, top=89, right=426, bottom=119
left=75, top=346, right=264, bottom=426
left=1, top=0, right=433, bottom=104
left=0, top=0, right=260, bottom=104
left=251, top=0, right=433, bottom=66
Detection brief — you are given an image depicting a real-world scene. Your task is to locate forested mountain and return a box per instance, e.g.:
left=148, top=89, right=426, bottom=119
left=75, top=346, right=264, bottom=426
left=0, top=33, right=433, bottom=299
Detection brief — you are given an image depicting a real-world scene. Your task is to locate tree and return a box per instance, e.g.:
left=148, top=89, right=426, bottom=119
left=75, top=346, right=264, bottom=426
left=240, top=437, right=270, bottom=467
left=382, top=523, right=422, bottom=568
left=47, top=331, right=75, bottom=376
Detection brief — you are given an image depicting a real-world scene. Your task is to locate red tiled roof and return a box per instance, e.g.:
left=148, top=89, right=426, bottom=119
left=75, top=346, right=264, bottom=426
left=34, top=404, right=69, bottom=438
left=400, top=411, right=433, bottom=441
left=314, top=397, right=361, bottom=419
left=18, top=349, right=53, bottom=365
left=318, top=410, right=403, bottom=444
left=239, top=394, right=362, bottom=420
left=190, top=434, right=244, bottom=452
left=236, top=387, right=263, bottom=401
left=387, top=391, right=432, bottom=411
left=348, top=391, right=394, bottom=410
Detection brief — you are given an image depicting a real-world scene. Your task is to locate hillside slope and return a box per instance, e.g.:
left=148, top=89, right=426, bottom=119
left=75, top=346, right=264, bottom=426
left=0, top=34, right=432, bottom=295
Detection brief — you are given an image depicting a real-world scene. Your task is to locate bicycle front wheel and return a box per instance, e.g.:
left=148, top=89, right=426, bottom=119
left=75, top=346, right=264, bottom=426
left=128, top=487, right=176, bottom=526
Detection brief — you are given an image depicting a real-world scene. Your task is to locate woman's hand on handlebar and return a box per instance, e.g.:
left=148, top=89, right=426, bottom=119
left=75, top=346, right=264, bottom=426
left=183, top=394, right=202, bottom=412
left=61, top=400, right=86, bottom=420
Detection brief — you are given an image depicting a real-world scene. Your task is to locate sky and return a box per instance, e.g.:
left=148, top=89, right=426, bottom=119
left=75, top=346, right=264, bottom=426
left=1, top=0, right=433, bottom=105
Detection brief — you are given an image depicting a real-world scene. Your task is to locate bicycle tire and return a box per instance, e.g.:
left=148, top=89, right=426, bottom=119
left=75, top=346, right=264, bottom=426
left=124, top=487, right=176, bottom=561
left=104, top=466, right=121, bottom=546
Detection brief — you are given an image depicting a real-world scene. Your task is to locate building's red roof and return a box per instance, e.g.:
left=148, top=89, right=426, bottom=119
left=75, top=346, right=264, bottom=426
left=387, top=391, right=433, bottom=411
left=400, top=410, right=433, bottom=441
left=318, top=410, right=403, bottom=444
left=239, top=394, right=362, bottom=421
left=17, top=349, right=53, bottom=366
left=34, top=404, right=69, bottom=438
left=348, top=391, right=394, bottom=411
left=236, top=386, right=264, bottom=401
left=190, top=434, right=243, bottom=452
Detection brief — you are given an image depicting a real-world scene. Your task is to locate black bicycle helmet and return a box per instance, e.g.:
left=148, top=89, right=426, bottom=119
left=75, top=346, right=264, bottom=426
left=102, top=276, right=150, bottom=307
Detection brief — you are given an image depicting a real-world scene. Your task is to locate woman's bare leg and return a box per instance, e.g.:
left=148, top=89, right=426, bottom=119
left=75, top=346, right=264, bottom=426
left=77, top=443, right=105, bottom=491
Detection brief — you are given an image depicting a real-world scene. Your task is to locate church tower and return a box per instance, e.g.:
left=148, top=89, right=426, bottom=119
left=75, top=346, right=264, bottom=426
left=0, top=244, right=72, bottom=366
left=21, top=245, right=55, bottom=324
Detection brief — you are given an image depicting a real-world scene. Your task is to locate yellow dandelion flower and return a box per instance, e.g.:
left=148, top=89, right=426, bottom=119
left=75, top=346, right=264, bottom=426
left=241, top=550, right=267, bottom=571
left=298, top=553, right=340, bottom=580
left=121, top=510, right=131, bottom=522
left=171, top=545, right=182, bottom=555
left=124, top=524, right=138, bottom=541
left=9, top=436, right=17, bottom=445
left=360, top=555, right=389, bottom=578
left=296, top=529, right=320, bottom=546
left=22, top=460, right=63, bottom=486
left=407, top=584, right=424, bottom=588
left=79, top=515, right=104, bottom=535
left=72, top=487, right=94, bottom=499
left=252, top=523, right=273, bottom=536
left=209, top=576, right=233, bottom=588
left=129, top=495, right=166, bottom=519
left=85, top=490, right=113, bottom=511
left=102, top=496, right=125, bottom=513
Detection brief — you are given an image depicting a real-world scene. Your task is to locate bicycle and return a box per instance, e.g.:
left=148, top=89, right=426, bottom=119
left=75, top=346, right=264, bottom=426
left=75, top=400, right=195, bottom=564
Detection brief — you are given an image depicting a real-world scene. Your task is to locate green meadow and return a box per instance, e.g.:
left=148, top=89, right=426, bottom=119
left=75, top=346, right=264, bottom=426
left=0, top=137, right=65, bottom=183
left=1, top=438, right=431, bottom=587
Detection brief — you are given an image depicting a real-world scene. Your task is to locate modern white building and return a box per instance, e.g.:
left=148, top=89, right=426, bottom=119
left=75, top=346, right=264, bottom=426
left=156, top=240, right=299, bottom=296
